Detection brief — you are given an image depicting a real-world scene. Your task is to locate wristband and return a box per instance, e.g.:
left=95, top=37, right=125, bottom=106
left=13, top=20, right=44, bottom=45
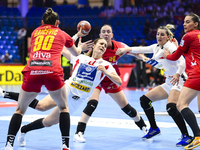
left=72, top=34, right=78, bottom=41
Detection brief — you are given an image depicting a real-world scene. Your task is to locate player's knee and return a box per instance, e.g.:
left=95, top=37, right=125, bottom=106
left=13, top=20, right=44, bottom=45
left=122, top=104, right=137, bottom=118
left=36, top=103, right=48, bottom=112
left=83, top=99, right=98, bottom=116
left=166, top=103, right=179, bottom=118
left=140, top=95, right=152, bottom=110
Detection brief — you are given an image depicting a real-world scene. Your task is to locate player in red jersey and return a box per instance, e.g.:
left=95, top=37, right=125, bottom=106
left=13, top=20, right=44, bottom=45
left=4, top=8, right=86, bottom=150
left=1, top=25, right=147, bottom=144
left=73, top=24, right=148, bottom=142
left=163, top=13, right=200, bottom=150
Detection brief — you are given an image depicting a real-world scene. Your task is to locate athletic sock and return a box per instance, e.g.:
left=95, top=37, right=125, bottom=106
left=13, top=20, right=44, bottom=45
left=135, top=117, right=146, bottom=130
left=60, top=112, right=70, bottom=147
left=4, top=91, right=39, bottom=109
left=75, top=122, right=86, bottom=134
left=172, top=112, right=189, bottom=136
left=7, top=113, right=22, bottom=146
left=181, top=107, right=200, bottom=136
left=21, top=118, right=45, bottom=133
left=144, top=107, right=158, bottom=129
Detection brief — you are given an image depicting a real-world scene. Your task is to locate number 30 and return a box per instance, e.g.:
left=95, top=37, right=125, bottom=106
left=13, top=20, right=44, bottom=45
left=33, top=35, right=55, bottom=52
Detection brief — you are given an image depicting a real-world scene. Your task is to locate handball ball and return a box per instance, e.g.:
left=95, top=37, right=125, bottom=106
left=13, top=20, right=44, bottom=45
left=77, top=20, right=91, bottom=34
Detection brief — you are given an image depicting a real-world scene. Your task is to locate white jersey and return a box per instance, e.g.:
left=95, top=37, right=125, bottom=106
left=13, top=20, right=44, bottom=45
left=131, top=41, right=187, bottom=83
left=65, top=54, right=117, bottom=100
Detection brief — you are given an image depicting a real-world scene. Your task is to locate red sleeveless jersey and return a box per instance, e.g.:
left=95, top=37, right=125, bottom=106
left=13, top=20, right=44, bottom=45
left=23, top=24, right=73, bottom=74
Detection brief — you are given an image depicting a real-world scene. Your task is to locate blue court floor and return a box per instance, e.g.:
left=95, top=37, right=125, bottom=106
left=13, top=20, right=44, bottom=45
left=0, top=85, right=200, bottom=150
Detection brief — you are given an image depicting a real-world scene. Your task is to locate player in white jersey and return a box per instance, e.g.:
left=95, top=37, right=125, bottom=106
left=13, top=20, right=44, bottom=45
left=64, top=40, right=121, bottom=113
left=116, top=24, right=192, bottom=146
left=7, top=38, right=122, bottom=149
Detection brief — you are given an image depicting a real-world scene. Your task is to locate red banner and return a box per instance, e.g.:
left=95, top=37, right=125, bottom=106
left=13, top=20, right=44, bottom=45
left=119, top=67, right=133, bottom=87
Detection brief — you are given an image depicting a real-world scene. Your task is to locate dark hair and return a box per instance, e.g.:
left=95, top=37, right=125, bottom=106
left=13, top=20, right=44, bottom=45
left=100, top=24, right=113, bottom=33
left=85, top=38, right=105, bottom=57
left=186, top=13, right=200, bottom=30
left=157, top=24, right=175, bottom=40
left=42, top=8, right=59, bottom=25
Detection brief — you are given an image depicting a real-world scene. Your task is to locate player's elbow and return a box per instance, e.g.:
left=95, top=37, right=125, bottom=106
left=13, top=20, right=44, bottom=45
left=117, top=78, right=122, bottom=86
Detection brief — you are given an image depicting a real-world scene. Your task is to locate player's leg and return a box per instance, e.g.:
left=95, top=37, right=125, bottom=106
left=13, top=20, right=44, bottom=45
left=109, top=90, right=147, bottom=133
left=140, top=85, right=168, bottom=139
left=167, top=89, right=192, bottom=146
left=48, top=85, right=70, bottom=149
left=5, top=89, right=38, bottom=149
left=74, top=88, right=100, bottom=143
left=0, top=86, right=57, bottom=111
left=18, top=106, right=65, bottom=147
left=177, top=87, right=200, bottom=150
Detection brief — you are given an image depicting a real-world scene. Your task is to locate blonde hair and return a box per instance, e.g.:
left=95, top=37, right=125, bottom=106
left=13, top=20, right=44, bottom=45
left=158, top=24, right=175, bottom=40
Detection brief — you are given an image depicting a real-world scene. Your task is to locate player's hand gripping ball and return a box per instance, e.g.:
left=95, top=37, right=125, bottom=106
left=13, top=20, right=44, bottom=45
left=77, top=20, right=91, bottom=34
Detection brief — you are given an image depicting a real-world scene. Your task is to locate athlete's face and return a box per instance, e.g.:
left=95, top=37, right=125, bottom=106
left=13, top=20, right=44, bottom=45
left=183, top=16, right=198, bottom=33
left=93, top=39, right=107, bottom=56
left=99, top=25, right=113, bottom=42
left=156, top=29, right=170, bottom=47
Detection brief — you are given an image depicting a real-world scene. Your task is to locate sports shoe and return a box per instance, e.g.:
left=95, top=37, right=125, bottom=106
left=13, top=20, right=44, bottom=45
left=184, top=137, right=200, bottom=150
left=142, top=127, right=161, bottom=139
left=176, top=134, right=193, bottom=147
left=142, top=126, right=148, bottom=135
left=0, top=86, right=5, bottom=98
left=4, top=142, right=13, bottom=150
left=61, top=144, right=70, bottom=150
left=73, top=132, right=86, bottom=143
left=17, top=127, right=26, bottom=147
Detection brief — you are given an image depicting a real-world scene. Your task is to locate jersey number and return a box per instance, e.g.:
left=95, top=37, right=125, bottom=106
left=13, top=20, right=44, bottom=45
left=109, top=56, right=116, bottom=62
left=198, top=35, right=200, bottom=43
left=33, top=35, right=55, bottom=52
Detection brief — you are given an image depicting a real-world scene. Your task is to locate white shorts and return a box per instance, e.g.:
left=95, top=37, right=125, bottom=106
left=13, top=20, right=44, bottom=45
left=160, top=80, right=184, bottom=95
left=65, top=84, right=85, bottom=114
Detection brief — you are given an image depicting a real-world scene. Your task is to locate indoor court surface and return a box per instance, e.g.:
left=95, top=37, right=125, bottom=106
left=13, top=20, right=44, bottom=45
left=0, top=85, right=200, bottom=150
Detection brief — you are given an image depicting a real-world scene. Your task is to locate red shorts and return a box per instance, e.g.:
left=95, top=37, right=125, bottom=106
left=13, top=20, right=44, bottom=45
left=184, top=76, right=200, bottom=91
left=96, top=80, right=122, bottom=93
left=22, top=71, right=65, bottom=92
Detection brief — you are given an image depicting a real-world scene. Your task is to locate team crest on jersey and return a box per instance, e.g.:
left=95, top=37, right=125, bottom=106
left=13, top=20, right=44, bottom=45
left=70, top=82, right=91, bottom=92
left=180, top=39, right=184, bottom=47
left=76, top=64, right=97, bottom=81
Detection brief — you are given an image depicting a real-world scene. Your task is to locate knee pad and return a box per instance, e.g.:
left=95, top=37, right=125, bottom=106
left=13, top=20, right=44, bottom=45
left=166, top=103, right=179, bottom=118
left=122, top=104, right=137, bottom=118
left=140, top=95, right=152, bottom=110
left=83, top=99, right=98, bottom=116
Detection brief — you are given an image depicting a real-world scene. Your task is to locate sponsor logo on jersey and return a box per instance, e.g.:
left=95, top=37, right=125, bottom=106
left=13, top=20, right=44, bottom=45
left=180, top=39, right=184, bottom=47
left=33, top=51, right=51, bottom=59
left=76, top=64, right=97, bottom=81
left=30, top=70, right=53, bottom=75
left=30, top=60, right=52, bottom=66
left=72, top=77, right=93, bottom=86
left=70, top=82, right=91, bottom=92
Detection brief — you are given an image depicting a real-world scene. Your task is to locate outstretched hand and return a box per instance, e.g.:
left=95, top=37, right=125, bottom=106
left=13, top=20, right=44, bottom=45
left=78, top=37, right=93, bottom=51
left=116, top=48, right=129, bottom=56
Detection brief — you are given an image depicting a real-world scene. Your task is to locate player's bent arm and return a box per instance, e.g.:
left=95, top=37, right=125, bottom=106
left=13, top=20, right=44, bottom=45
left=62, top=46, right=72, bottom=61
left=97, top=65, right=122, bottom=86
left=176, top=56, right=186, bottom=75
left=67, top=44, right=82, bottom=57
left=105, top=72, right=122, bottom=86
